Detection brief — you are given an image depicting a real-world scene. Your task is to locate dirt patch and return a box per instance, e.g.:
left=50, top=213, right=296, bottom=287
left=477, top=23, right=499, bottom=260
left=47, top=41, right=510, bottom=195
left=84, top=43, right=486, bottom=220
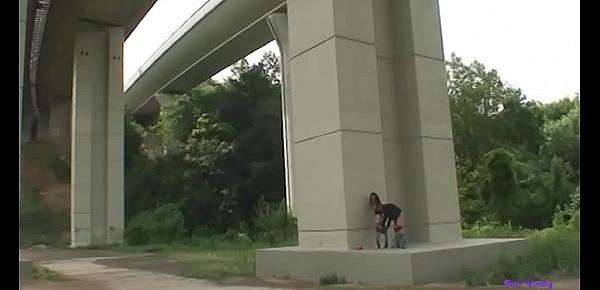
left=217, top=276, right=316, bottom=289
left=95, top=253, right=316, bottom=289
left=21, top=248, right=148, bottom=262
left=21, top=140, right=71, bottom=212
left=21, top=143, right=53, bottom=194
left=21, top=277, right=112, bottom=290
left=40, top=183, right=70, bottom=211
left=95, top=255, right=192, bottom=277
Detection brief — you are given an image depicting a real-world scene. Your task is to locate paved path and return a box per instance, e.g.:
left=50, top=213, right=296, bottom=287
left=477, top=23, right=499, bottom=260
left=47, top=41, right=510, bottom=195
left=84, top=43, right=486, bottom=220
left=22, top=254, right=294, bottom=290
left=20, top=249, right=579, bottom=290
left=21, top=248, right=306, bottom=290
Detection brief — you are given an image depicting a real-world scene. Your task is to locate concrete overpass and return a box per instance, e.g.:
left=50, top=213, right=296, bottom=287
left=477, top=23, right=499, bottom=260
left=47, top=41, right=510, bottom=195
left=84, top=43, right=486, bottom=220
left=125, top=0, right=287, bottom=116
left=20, top=0, right=158, bottom=246
left=21, top=0, right=158, bottom=142
left=20, top=0, right=528, bottom=285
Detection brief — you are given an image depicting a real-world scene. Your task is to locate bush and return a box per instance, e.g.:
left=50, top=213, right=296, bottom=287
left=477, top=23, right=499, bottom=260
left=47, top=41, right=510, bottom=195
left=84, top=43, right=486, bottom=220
left=192, top=225, right=216, bottom=238
left=33, top=264, right=66, bottom=281
left=487, top=254, right=538, bottom=284
left=125, top=203, right=187, bottom=245
left=463, top=217, right=532, bottom=238
left=527, top=226, right=579, bottom=276
left=20, top=190, right=69, bottom=248
left=552, top=189, right=579, bottom=230
left=462, top=267, right=488, bottom=287
left=462, top=225, right=579, bottom=285
left=319, top=273, right=347, bottom=285
left=252, top=198, right=297, bottom=245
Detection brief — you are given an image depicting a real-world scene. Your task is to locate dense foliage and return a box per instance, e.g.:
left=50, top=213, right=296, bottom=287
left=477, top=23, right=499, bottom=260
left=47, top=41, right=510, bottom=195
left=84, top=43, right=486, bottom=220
left=447, top=54, right=579, bottom=229
left=125, top=53, right=287, bottom=237
left=124, top=52, right=579, bottom=244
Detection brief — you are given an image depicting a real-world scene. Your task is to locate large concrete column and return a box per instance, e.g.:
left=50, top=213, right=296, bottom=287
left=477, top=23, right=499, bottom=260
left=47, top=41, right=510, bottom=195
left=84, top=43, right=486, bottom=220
left=385, top=0, right=461, bottom=243
left=71, top=21, right=125, bottom=247
left=266, top=13, right=296, bottom=216
left=288, top=0, right=388, bottom=249
left=286, top=0, right=460, bottom=247
left=258, top=1, right=526, bottom=284
left=19, top=0, right=27, bottom=166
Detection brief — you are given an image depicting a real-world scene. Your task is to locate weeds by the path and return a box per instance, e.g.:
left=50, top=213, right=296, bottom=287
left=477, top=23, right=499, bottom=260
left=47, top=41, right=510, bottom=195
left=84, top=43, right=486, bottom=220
left=33, top=264, right=67, bottom=282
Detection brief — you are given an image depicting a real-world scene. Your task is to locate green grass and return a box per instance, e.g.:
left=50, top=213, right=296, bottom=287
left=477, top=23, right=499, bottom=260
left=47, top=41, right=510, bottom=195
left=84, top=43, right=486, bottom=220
left=32, top=264, right=67, bottom=282
left=107, top=220, right=579, bottom=287
left=107, top=237, right=296, bottom=281
left=462, top=222, right=533, bottom=238
left=20, top=188, right=70, bottom=249
left=461, top=225, right=579, bottom=286
left=109, top=231, right=299, bottom=253
left=319, top=273, right=347, bottom=285
left=176, top=250, right=256, bottom=280
left=103, top=245, right=252, bottom=280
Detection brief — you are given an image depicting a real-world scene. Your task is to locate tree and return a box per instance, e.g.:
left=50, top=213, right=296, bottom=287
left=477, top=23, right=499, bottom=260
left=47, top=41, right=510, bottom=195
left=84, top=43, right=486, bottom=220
left=125, top=53, right=286, bottom=234
left=541, top=103, right=579, bottom=177
left=447, top=54, right=536, bottom=170
left=479, top=149, right=520, bottom=223
left=447, top=54, right=579, bottom=229
left=540, top=96, right=579, bottom=122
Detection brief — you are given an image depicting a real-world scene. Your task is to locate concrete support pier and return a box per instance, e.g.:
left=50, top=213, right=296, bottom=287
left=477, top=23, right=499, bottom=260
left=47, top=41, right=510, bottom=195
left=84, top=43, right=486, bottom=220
left=288, top=0, right=388, bottom=249
left=257, top=238, right=529, bottom=285
left=257, top=0, right=528, bottom=285
left=20, top=0, right=30, bottom=284
left=267, top=13, right=296, bottom=216
left=70, top=21, right=125, bottom=247
left=283, top=0, right=462, bottom=250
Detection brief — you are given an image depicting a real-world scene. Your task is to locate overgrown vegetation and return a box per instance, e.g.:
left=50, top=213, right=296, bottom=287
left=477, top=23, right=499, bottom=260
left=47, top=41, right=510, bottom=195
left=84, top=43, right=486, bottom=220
left=319, top=273, right=348, bottom=285
left=120, top=53, right=580, bottom=282
left=179, top=250, right=256, bottom=280
left=33, top=264, right=67, bottom=281
left=125, top=203, right=188, bottom=245
left=462, top=192, right=580, bottom=286
left=462, top=226, right=579, bottom=286
left=20, top=189, right=69, bottom=248
left=125, top=53, right=287, bottom=239
left=448, top=54, right=579, bottom=230
left=20, top=51, right=578, bottom=283
left=444, top=54, right=579, bottom=284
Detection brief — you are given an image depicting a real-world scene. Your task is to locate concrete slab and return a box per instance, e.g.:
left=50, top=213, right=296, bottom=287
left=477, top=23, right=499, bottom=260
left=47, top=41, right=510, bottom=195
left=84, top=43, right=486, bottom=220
left=256, top=238, right=529, bottom=286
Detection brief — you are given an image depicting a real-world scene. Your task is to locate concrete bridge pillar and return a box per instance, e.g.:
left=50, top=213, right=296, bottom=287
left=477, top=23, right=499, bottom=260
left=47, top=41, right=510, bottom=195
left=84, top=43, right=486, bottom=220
left=257, top=2, right=527, bottom=285
left=283, top=0, right=462, bottom=249
left=70, top=21, right=125, bottom=247
left=379, top=0, right=462, bottom=243
left=267, top=13, right=296, bottom=216
left=286, top=0, right=390, bottom=249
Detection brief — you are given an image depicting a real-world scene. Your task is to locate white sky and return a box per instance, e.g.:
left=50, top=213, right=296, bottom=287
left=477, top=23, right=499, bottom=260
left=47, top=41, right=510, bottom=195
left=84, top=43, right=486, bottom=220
left=124, top=0, right=579, bottom=104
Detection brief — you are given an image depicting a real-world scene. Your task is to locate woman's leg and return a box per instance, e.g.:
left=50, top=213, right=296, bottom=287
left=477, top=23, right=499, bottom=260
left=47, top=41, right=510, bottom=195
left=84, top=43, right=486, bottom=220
left=375, top=214, right=387, bottom=249
left=393, top=213, right=406, bottom=248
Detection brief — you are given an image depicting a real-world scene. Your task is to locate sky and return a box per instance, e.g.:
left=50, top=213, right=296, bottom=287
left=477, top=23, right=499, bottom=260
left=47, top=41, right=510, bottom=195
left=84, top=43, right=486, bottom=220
left=124, top=0, right=580, bottom=104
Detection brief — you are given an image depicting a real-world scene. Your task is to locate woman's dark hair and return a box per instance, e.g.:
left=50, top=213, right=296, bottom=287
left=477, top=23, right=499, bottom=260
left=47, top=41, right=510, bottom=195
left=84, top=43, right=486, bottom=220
left=369, top=192, right=382, bottom=207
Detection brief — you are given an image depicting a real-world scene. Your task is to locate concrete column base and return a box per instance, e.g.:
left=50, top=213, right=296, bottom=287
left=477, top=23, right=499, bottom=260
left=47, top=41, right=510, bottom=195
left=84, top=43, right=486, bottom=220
left=256, top=238, right=529, bottom=286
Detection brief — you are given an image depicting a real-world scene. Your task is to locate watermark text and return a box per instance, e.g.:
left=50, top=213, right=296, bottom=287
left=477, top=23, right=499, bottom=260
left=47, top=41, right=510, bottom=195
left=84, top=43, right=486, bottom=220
left=504, top=279, right=553, bottom=289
